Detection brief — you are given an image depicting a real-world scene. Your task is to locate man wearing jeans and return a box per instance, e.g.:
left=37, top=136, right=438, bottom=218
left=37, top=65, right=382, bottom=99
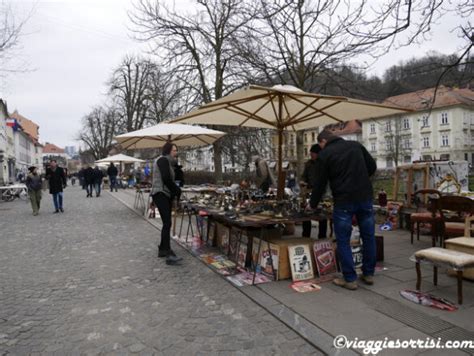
left=310, top=131, right=377, bottom=290
left=107, top=163, right=118, bottom=192
left=45, top=160, right=67, bottom=213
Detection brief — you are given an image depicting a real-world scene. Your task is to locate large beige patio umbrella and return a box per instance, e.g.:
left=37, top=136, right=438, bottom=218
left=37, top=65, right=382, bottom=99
left=114, top=123, right=226, bottom=150
left=171, top=84, right=412, bottom=198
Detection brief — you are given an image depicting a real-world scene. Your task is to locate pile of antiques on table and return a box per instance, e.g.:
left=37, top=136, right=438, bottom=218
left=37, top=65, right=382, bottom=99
left=167, top=183, right=381, bottom=291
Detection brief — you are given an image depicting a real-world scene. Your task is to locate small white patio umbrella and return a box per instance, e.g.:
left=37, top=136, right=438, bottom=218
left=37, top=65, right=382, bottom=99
left=114, top=123, right=226, bottom=150
left=95, top=153, right=145, bottom=164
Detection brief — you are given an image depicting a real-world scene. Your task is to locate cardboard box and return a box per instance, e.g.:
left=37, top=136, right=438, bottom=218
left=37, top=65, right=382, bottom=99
left=252, top=237, right=314, bottom=280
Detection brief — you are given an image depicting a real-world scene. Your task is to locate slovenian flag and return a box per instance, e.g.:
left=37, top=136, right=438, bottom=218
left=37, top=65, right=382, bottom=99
left=6, top=118, right=19, bottom=131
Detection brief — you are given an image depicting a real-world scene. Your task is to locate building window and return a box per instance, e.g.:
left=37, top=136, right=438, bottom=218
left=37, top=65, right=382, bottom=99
left=386, top=158, right=393, bottom=168
left=421, top=115, right=429, bottom=127
left=304, top=134, right=307, bottom=143
left=440, top=154, right=450, bottom=160
left=404, top=155, right=411, bottom=163
left=422, top=136, right=430, bottom=148
left=385, top=121, right=392, bottom=132
left=441, top=112, right=448, bottom=125
left=403, top=138, right=411, bottom=149
left=370, top=123, right=376, bottom=134
left=304, top=147, right=308, bottom=156
left=403, top=118, right=410, bottom=130
left=290, top=149, right=294, bottom=157
left=441, top=134, right=449, bottom=147
left=386, top=138, right=393, bottom=151
left=370, top=142, right=376, bottom=152
left=311, top=132, right=315, bottom=142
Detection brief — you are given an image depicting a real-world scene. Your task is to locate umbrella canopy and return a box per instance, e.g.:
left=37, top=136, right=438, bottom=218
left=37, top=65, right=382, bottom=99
left=114, top=123, right=226, bottom=150
left=95, top=153, right=145, bottom=164
left=171, top=84, right=412, bottom=198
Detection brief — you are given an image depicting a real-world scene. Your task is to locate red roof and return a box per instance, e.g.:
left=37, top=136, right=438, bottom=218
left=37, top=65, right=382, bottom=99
left=43, top=143, right=65, bottom=154
left=382, top=86, right=474, bottom=111
left=10, top=110, right=40, bottom=141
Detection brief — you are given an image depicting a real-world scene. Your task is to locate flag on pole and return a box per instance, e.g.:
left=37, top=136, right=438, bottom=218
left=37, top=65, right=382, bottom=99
left=6, top=118, right=19, bottom=131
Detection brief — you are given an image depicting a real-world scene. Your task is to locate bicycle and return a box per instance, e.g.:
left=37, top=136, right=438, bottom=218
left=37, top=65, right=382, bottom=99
left=0, top=185, right=28, bottom=202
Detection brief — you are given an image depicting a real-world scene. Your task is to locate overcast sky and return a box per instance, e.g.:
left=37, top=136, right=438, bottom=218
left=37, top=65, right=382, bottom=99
left=0, top=0, right=468, bottom=149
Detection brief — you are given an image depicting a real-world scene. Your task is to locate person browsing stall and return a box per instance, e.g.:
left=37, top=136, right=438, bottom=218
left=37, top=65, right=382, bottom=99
left=310, top=131, right=377, bottom=290
left=301, top=144, right=327, bottom=239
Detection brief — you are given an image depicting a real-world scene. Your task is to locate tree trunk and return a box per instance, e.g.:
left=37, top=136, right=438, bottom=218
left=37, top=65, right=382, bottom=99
left=213, top=141, right=223, bottom=183
left=295, top=131, right=305, bottom=178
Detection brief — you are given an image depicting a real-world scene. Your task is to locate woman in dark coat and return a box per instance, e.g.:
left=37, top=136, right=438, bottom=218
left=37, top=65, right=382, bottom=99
left=45, top=160, right=66, bottom=213
left=151, top=142, right=182, bottom=265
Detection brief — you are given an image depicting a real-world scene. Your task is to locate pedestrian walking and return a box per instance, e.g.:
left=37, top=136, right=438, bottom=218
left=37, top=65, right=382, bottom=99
left=45, top=160, right=67, bottom=213
left=83, top=165, right=95, bottom=198
left=93, top=166, right=104, bottom=197
left=151, top=142, right=182, bottom=265
left=310, top=131, right=377, bottom=290
left=25, top=166, right=43, bottom=216
left=107, top=163, right=118, bottom=192
left=78, top=168, right=85, bottom=190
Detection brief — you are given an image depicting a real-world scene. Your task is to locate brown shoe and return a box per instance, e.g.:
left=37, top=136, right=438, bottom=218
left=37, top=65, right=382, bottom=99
left=333, top=278, right=358, bottom=290
left=360, top=275, right=374, bottom=285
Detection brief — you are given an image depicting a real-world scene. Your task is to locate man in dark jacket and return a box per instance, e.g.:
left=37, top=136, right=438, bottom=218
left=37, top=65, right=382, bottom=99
left=45, top=160, right=67, bottom=213
left=93, top=166, right=104, bottom=197
left=107, top=163, right=118, bottom=192
left=83, top=164, right=95, bottom=198
left=301, top=144, right=327, bottom=239
left=310, top=131, right=377, bottom=290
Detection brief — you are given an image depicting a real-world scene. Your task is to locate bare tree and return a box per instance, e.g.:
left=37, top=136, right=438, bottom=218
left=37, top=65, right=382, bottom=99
left=380, top=116, right=413, bottom=168
left=129, top=0, right=256, bottom=181
left=108, top=55, right=155, bottom=132
left=238, top=0, right=473, bottom=176
left=0, top=0, right=31, bottom=76
left=78, top=106, right=119, bottom=160
left=146, top=66, right=188, bottom=125
left=220, top=128, right=273, bottom=172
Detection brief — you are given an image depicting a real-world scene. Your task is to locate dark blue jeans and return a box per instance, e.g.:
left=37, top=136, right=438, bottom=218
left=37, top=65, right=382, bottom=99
left=52, top=192, right=63, bottom=210
left=109, top=175, right=118, bottom=192
left=95, top=182, right=102, bottom=196
left=333, top=200, right=376, bottom=282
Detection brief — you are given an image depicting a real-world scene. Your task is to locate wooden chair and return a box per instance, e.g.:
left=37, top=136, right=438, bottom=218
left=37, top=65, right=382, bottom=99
left=434, top=195, right=474, bottom=247
left=410, top=189, right=441, bottom=246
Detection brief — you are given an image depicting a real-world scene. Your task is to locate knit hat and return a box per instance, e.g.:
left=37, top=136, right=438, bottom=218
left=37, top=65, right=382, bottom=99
left=28, top=166, right=36, bottom=173
left=310, top=144, right=321, bottom=154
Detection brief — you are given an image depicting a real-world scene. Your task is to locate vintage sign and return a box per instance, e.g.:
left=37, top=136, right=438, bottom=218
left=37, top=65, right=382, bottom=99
left=288, top=244, right=314, bottom=281
left=313, top=240, right=337, bottom=277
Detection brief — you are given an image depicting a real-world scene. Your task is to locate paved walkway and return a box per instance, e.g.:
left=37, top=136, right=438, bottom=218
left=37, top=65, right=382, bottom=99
left=0, top=186, right=319, bottom=355
left=113, top=188, right=474, bottom=356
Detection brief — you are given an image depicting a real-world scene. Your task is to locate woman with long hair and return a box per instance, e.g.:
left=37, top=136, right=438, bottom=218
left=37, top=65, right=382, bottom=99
left=151, top=142, right=182, bottom=265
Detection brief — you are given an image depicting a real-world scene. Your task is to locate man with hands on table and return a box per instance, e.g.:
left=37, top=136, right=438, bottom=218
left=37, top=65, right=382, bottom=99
left=309, top=130, right=377, bottom=290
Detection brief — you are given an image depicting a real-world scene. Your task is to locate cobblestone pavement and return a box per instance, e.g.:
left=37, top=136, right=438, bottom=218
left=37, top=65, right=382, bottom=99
left=0, top=186, right=320, bottom=355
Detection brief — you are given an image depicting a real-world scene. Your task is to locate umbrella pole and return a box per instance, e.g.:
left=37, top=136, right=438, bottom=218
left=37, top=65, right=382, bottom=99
left=277, top=128, right=284, bottom=200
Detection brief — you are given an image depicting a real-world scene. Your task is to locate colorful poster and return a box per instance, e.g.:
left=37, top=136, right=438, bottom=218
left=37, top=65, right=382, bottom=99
left=288, top=244, right=314, bottom=281
left=252, top=238, right=279, bottom=280
left=313, top=240, right=337, bottom=277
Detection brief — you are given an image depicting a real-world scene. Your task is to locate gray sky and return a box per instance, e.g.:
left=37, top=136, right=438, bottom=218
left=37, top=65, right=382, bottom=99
left=0, top=0, right=468, bottom=149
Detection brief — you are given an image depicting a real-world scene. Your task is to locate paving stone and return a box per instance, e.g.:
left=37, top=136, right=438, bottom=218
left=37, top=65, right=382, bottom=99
left=0, top=187, right=317, bottom=354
